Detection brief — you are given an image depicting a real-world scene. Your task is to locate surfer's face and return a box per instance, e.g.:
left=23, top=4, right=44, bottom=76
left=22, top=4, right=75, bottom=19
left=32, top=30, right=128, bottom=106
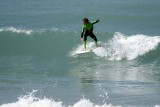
left=83, top=20, right=87, bottom=25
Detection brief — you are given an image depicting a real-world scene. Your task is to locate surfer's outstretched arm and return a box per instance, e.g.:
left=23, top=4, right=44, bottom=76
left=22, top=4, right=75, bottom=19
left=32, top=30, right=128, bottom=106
left=92, top=19, right=100, bottom=25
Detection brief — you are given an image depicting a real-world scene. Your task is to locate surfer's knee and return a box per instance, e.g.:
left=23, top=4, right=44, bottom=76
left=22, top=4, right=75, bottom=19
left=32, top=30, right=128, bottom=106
left=91, top=34, right=97, bottom=41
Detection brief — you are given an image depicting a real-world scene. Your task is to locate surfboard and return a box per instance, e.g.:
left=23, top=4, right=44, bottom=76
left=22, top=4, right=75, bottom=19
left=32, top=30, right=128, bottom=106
left=72, top=45, right=101, bottom=56
left=75, top=49, right=91, bottom=55
left=74, top=46, right=101, bottom=55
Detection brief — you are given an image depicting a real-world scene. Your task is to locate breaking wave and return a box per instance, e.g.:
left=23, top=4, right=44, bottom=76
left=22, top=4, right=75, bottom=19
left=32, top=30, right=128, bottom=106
left=0, top=93, right=120, bottom=107
left=71, top=32, right=160, bottom=60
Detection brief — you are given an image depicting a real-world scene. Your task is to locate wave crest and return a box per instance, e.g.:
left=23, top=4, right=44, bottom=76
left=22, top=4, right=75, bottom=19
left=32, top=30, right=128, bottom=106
left=0, top=26, right=33, bottom=35
left=0, top=94, right=120, bottom=107
left=0, top=26, right=78, bottom=35
left=71, top=32, right=160, bottom=60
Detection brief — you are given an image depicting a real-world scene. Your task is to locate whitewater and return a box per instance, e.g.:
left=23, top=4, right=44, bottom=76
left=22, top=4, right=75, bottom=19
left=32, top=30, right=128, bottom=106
left=71, top=32, right=160, bottom=60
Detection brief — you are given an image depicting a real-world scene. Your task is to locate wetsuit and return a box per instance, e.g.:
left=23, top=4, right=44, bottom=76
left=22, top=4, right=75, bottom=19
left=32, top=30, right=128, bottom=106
left=81, top=20, right=99, bottom=49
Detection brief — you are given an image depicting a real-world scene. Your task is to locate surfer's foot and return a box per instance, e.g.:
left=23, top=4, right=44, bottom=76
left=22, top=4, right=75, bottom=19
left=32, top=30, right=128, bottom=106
left=96, top=44, right=99, bottom=47
left=95, top=41, right=98, bottom=47
left=83, top=48, right=86, bottom=51
left=96, top=43, right=101, bottom=47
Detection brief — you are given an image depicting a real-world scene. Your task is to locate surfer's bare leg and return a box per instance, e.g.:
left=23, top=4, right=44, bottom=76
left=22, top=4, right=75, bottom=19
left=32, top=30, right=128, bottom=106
left=84, top=41, right=87, bottom=50
left=95, top=41, right=98, bottom=47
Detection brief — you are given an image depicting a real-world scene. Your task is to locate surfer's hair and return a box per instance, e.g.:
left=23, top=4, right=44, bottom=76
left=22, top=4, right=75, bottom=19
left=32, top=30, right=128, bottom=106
left=83, top=18, right=89, bottom=23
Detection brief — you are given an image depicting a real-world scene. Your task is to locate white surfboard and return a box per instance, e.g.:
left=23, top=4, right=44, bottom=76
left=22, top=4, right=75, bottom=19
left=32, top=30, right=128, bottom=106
left=74, top=46, right=101, bottom=55
left=75, top=49, right=91, bottom=55
left=71, top=43, right=101, bottom=56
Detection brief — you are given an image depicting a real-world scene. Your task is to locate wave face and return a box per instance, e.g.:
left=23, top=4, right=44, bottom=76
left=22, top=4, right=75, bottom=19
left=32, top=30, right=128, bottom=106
left=1, top=27, right=160, bottom=61
left=0, top=27, right=78, bottom=57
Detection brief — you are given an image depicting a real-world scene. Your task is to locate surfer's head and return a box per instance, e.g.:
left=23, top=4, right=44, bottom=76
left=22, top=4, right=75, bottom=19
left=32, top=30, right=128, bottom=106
left=82, top=18, right=89, bottom=25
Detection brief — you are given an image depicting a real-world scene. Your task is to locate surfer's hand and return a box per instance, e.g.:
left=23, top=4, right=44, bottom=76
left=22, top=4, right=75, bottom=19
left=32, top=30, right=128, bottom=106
left=96, top=19, right=100, bottom=22
left=81, top=38, right=83, bottom=42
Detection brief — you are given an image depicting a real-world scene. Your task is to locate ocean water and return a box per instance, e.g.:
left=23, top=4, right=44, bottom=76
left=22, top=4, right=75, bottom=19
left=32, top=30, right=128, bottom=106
left=0, top=0, right=160, bottom=107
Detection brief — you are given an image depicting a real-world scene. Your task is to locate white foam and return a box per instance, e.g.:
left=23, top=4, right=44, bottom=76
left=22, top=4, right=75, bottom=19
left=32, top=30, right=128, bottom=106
left=0, top=95, right=121, bottom=107
left=0, top=26, right=33, bottom=34
left=0, top=27, right=78, bottom=35
left=71, top=32, right=160, bottom=60
left=93, top=32, right=160, bottom=60
left=71, top=99, right=121, bottom=107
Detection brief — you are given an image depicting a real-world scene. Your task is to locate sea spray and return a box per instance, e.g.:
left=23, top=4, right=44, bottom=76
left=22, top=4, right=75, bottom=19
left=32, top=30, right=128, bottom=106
left=71, top=32, right=160, bottom=60
left=0, top=93, right=120, bottom=107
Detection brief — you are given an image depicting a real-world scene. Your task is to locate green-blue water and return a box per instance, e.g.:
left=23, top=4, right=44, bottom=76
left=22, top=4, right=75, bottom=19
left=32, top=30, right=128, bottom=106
left=0, top=0, right=160, bottom=107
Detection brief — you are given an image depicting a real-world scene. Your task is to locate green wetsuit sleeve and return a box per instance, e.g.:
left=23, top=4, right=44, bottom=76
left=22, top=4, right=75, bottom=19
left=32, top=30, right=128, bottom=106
left=91, top=20, right=99, bottom=25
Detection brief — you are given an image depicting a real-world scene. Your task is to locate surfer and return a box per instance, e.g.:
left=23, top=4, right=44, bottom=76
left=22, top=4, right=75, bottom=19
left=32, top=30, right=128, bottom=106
left=81, top=18, right=99, bottom=50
